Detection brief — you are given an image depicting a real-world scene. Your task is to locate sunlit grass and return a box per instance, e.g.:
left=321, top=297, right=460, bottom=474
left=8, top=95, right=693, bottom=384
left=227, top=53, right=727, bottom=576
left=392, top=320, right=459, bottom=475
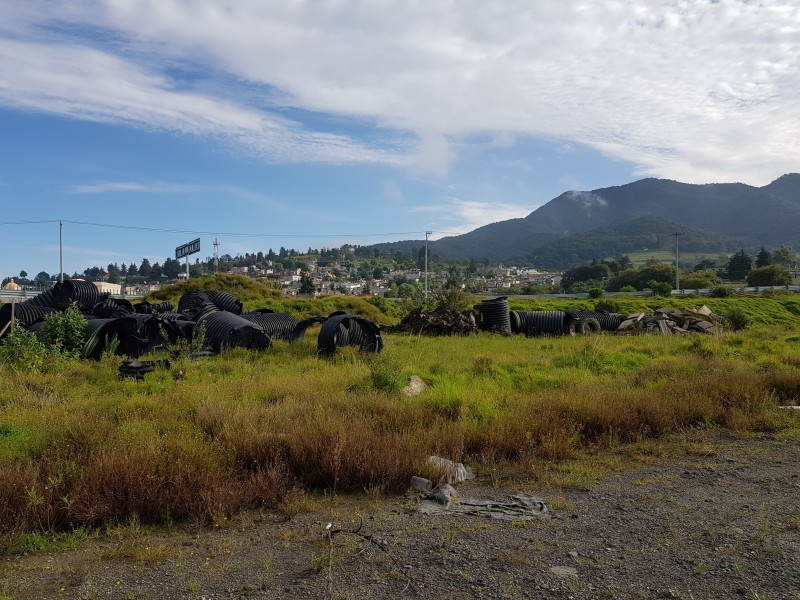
left=1, top=317, right=799, bottom=552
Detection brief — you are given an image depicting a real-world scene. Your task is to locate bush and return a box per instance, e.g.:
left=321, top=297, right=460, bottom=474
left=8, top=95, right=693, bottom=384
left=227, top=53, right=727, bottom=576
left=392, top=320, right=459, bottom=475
left=648, top=281, right=673, bottom=297
left=38, top=304, right=87, bottom=358
left=724, top=307, right=751, bottom=331
left=595, top=298, right=622, bottom=313
left=746, top=265, right=792, bottom=287
left=0, top=326, right=48, bottom=371
left=620, top=285, right=637, bottom=292
left=710, top=286, right=732, bottom=298
left=588, top=287, right=604, bottom=299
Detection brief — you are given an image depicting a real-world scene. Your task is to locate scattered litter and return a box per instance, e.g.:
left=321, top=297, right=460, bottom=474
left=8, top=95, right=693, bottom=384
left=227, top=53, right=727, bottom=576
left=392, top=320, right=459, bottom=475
left=409, top=476, right=433, bottom=492
left=425, top=483, right=458, bottom=507
left=427, top=455, right=476, bottom=483
left=118, top=359, right=170, bottom=380
left=403, top=375, right=428, bottom=396
left=418, top=493, right=551, bottom=521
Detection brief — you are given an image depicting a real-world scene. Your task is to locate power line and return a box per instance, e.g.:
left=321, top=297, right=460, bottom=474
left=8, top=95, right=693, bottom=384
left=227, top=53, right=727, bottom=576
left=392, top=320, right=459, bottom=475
left=0, top=219, right=426, bottom=239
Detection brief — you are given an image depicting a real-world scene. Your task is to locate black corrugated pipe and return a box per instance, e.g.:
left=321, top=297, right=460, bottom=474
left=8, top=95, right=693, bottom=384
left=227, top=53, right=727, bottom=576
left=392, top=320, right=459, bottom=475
left=513, top=311, right=567, bottom=336
left=82, top=317, right=144, bottom=360
left=0, top=302, right=59, bottom=337
left=204, top=291, right=243, bottom=315
left=156, top=313, right=193, bottom=344
left=317, top=314, right=382, bottom=356
left=200, top=311, right=271, bottom=353
left=565, top=311, right=625, bottom=333
left=475, top=297, right=511, bottom=334
left=239, top=312, right=298, bottom=341
left=127, top=313, right=168, bottom=354
left=290, top=316, right=327, bottom=342
left=134, top=301, right=173, bottom=314
left=24, top=289, right=60, bottom=309
left=52, top=279, right=103, bottom=311
left=185, top=300, right=219, bottom=323
left=178, top=291, right=206, bottom=314
left=92, top=299, right=134, bottom=319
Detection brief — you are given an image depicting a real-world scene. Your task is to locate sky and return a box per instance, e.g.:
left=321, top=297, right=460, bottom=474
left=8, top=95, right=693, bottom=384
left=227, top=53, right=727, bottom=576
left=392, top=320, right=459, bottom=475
left=1, top=0, right=798, bottom=279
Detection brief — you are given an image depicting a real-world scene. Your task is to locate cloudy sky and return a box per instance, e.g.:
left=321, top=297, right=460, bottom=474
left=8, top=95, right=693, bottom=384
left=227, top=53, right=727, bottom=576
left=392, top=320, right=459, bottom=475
left=1, top=0, right=798, bottom=278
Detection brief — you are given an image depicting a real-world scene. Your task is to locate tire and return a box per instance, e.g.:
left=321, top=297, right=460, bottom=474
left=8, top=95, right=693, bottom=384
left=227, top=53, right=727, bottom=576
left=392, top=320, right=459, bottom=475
left=575, top=317, right=602, bottom=334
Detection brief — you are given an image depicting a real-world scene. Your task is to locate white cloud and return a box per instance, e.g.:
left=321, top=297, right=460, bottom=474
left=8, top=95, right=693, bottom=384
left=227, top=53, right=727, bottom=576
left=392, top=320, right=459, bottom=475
left=412, top=198, right=532, bottom=238
left=1, top=0, right=799, bottom=185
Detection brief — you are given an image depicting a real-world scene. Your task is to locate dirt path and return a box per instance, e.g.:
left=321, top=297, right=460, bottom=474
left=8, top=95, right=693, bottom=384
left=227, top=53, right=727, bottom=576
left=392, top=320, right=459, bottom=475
left=3, top=432, right=799, bottom=600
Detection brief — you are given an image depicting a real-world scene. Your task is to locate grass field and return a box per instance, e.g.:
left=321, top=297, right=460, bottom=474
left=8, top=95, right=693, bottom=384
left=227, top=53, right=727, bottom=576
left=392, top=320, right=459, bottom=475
left=625, top=249, right=730, bottom=268
left=1, top=291, right=799, bottom=555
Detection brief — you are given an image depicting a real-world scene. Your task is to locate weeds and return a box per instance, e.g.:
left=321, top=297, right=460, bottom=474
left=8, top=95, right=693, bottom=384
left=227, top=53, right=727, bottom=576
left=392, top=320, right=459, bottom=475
left=1, top=317, right=800, bottom=547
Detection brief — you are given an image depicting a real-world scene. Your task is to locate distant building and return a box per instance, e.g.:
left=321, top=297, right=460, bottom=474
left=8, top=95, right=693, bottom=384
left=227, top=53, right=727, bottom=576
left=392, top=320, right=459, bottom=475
left=3, top=278, right=21, bottom=290
left=94, top=282, right=121, bottom=295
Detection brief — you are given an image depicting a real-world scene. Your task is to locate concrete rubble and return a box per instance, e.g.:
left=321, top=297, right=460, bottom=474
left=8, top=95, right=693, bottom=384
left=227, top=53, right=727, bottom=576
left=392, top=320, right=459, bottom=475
left=616, top=305, right=722, bottom=335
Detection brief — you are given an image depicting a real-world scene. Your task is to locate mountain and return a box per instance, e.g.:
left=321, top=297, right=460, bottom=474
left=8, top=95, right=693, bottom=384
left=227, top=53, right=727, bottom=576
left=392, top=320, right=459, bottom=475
left=372, top=174, right=800, bottom=266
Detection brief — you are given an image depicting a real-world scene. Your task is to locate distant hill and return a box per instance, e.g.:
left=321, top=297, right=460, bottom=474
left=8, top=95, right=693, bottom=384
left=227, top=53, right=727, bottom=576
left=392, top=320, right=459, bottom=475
left=528, top=215, right=738, bottom=270
left=371, top=174, right=800, bottom=267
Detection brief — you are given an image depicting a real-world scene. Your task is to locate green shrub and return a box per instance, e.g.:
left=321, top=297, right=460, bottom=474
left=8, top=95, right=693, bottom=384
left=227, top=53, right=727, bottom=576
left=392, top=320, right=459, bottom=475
left=746, top=265, right=792, bottom=287
left=38, top=304, right=87, bottom=358
left=648, top=281, right=673, bottom=297
left=588, top=287, right=604, bottom=299
left=0, top=326, right=48, bottom=371
left=724, top=307, right=751, bottom=331
left=620, top=285, right=637, bottom=292
left=595, top=298, right=622, bottom=313
left=710, top=286, right=732, bottom=298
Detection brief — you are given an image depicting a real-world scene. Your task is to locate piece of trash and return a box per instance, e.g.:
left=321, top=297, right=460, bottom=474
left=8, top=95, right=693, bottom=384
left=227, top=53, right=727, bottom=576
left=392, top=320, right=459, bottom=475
left=403, top=375, right=428, bottom=396
left=418, top=493, right=551, bottom=521
left=409, top=476, right=433, bottom=492
left=427, top=455, right=475, bottom=483
left=426, top=484, right=458, bottom=507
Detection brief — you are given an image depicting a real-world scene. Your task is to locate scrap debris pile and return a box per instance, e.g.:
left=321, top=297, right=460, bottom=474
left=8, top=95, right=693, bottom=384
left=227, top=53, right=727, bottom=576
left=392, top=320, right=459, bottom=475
left=617, top=305, right=722, bottom=335
left=396, top=296, right=725, bottom=337
left=0, top=280, right=382, bottom=359
left=392, top=306, right=479, bottom=336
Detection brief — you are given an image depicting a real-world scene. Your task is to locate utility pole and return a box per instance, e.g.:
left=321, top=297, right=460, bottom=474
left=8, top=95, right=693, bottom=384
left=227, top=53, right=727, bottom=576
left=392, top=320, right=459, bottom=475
left=59, top=220, right=64, bottom=283
left=673, top=232, right=682, bottom=291
left=424, top=230, right=432, bottom=298
left=213, top=237, right=220, bottom=274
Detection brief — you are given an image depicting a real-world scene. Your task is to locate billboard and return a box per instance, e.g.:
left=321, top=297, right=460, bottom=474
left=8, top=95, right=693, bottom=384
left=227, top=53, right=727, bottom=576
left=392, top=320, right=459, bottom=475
left=175, top=238, right=201, bottom=259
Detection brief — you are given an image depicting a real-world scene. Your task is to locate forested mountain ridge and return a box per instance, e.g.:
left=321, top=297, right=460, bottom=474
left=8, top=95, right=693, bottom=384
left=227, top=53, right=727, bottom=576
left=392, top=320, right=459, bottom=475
left=371, top=174, right=800, bottom=267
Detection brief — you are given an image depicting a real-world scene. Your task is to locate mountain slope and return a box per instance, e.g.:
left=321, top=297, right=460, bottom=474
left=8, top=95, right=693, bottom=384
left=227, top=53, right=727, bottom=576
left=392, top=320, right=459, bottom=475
left=371, top=174, right=800, bottom=264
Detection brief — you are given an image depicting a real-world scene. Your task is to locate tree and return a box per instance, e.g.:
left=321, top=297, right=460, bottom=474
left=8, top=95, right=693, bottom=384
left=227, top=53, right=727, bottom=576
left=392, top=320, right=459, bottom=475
left=299, top=272, right=315, bottom=295
left=755, top=247, right=772, bottom=268
left=746, top=265, right=792, bottom=287
left=138, top=258, right=152, bottom=279
left=34, top=271, right=51, bottom=287
left=606, top=263, right=675, bottom=292
left=561, top=263, right=611, bottom=291
left=127, top=262, right=138, bottom=276
left=19, top=270, right=27, bottom=280
left=680, top=271, right=721, bottom=289
left=162, top=257, right=182, bottom=279
left=726, top=250, right=753, bottom=281
left=772, top=244, right=795, bottom=268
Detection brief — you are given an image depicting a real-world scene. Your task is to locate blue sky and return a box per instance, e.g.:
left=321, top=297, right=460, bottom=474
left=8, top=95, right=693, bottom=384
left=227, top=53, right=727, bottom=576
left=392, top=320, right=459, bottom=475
left=1, top=1, right=798, bottom=279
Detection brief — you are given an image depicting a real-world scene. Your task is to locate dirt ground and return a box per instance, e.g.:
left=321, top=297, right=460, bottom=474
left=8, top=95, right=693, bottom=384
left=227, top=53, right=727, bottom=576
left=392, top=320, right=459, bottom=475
left=3, top=431, right=799, bottom=600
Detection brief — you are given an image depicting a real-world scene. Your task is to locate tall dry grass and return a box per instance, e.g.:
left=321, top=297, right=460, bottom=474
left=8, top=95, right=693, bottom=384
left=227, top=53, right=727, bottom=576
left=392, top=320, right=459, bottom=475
left=1, top=325, right=799, bottom=550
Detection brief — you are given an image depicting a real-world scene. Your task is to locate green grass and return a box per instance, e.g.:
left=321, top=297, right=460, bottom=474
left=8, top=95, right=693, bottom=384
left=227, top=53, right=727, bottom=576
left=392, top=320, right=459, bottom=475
left=1, top=293, right=800, bottom=553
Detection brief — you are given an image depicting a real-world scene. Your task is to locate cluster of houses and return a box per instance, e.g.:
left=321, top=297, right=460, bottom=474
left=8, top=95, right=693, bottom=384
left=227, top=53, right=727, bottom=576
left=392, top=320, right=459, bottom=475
left=3, top=261, right=561, bottom=298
